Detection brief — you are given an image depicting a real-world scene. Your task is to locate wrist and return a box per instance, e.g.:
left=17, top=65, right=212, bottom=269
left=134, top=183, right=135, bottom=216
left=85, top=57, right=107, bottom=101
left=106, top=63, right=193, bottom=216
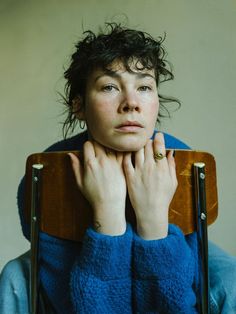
left=136, top=213, right=168, bottom=240
left=93, top=211, right=126, bottom=236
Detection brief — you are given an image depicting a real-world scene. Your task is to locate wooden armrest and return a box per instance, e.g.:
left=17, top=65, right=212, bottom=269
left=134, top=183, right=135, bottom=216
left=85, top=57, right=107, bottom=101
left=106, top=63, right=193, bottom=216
left=24, top=150, right=218, bottom=241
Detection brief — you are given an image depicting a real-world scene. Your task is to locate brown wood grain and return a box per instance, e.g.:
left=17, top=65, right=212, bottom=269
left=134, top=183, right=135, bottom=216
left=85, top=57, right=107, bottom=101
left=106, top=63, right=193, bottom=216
left=24, top=150, right=218, bottom=241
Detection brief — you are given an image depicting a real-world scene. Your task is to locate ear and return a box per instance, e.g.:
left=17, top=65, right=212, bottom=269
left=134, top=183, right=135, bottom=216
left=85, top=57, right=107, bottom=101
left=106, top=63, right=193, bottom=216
left=72, top=96, right=85, bottom=120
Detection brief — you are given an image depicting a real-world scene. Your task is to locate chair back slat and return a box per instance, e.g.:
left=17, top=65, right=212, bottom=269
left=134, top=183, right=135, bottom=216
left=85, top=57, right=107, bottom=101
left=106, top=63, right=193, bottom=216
left=24, top=150, right=218, bottom=241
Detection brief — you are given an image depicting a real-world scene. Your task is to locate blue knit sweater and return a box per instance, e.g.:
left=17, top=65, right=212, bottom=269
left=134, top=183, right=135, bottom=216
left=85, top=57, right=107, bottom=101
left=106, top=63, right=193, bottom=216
left=17, top=131, right=199, bottom=313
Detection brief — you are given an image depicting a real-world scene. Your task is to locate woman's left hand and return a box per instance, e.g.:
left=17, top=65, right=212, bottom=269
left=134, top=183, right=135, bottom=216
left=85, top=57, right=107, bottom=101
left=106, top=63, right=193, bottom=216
left=123, top=133, right=177, bottom=240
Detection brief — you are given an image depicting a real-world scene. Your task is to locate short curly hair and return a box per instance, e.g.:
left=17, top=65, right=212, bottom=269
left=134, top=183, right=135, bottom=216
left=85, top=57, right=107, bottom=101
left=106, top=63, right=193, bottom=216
left=62, top=23, right=180, bottom=137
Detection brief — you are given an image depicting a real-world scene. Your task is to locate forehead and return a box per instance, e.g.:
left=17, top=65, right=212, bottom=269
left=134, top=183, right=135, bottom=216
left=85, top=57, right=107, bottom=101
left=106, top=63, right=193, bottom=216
left=89, top=59, right=156, bottom=81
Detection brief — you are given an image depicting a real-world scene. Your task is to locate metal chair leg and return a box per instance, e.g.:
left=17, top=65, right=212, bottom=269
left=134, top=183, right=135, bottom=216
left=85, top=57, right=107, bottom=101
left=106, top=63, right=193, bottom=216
left=194, top=163, right=209, bottom=314
left=30, top=164, right=43, bottom=314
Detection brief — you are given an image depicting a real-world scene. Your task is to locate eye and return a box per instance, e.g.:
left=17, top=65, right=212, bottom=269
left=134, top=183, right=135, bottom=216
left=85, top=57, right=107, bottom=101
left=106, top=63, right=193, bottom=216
left=138, top=85, right=152, bottom=91
left=101, top=84, right=118, bottom=92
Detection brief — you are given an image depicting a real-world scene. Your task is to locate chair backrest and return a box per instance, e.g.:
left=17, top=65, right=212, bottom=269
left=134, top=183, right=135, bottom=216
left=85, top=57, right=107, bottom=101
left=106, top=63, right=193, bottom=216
left=25, top=149, right=216, bottom=314
left=23, top=150, right=218, bottom=241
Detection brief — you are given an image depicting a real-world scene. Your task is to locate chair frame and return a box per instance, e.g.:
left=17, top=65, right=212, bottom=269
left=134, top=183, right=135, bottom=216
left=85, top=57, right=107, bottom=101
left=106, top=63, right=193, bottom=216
left=194, top=163, right=209, bottom=314
left=29, top=160, right=210, bottom=314
left=30, top=164, right=43, bottom=314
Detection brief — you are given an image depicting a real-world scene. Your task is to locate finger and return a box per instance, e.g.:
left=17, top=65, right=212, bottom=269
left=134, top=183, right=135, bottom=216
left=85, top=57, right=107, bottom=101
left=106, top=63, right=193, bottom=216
left=83, top=141, right=95, bottom=163
left=167, top=150, right=178, bottom=185
left=93, top=141, right=116, bottom=159
left=153, top=132, right=166, bottom=162
left=116, top=151, right=124, bottom=165
left=93, top=141, right=107, bottom=158
left=68, top=153, right=83, bottom=188
left=144, top=139, right=153, bottom=162
left=134, top=147, right=144, bottom=168
left=123, top=153, right=134, bottom=177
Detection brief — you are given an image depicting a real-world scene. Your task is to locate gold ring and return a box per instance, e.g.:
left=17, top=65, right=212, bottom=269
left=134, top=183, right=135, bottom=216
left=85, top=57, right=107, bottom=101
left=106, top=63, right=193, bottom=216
left=154, top=152, right=166, bottom=161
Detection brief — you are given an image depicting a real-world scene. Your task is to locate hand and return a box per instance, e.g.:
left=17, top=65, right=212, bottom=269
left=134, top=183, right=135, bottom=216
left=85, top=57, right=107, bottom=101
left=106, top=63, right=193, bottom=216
left=123, top=133, right=177, bottom=240
left=69, top=141, right=127, bottom=236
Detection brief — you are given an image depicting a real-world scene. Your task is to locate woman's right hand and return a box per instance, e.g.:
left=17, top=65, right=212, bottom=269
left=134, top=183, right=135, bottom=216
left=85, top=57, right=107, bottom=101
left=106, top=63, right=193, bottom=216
left=68, top=141, right=127, bottom=236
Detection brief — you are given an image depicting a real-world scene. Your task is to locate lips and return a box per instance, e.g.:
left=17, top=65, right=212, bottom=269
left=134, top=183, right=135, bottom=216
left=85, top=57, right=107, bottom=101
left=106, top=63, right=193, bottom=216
left=116, top=121, right=144, bottom=128
left=115, top=121, right=144, bottom=132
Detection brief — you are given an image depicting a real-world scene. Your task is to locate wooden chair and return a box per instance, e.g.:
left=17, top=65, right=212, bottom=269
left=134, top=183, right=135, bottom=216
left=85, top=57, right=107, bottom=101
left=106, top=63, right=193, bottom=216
left=24, top=150, right=218, bottom=314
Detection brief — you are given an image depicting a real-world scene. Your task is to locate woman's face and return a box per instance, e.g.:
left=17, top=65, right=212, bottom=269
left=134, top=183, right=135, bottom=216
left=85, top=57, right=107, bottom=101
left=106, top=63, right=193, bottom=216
left=79, top=60, right=159, bottom=151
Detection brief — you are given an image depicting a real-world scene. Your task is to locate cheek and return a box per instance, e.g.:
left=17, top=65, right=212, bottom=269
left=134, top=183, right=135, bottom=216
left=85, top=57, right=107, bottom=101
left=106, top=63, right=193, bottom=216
left=151, top=101, right=159, bottom=114
left=148, top=99, right=159, bottom=122
left=84, top=103, right=113, bottom=136
left=86, top=95, right=113, bottom=118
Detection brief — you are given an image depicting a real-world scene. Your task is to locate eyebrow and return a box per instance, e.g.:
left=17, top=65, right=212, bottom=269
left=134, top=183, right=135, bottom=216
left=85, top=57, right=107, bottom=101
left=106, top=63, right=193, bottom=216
left=94, top=69, right=156, bottom=82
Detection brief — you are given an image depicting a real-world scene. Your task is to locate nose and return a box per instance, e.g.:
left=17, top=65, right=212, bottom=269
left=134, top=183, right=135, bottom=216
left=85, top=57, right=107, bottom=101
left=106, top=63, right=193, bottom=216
left=118, top=90, right=141, bottom=113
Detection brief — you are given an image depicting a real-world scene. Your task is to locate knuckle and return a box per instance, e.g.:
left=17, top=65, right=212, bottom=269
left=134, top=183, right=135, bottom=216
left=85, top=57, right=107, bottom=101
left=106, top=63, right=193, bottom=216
left=85, top=158, right=94, bottom=169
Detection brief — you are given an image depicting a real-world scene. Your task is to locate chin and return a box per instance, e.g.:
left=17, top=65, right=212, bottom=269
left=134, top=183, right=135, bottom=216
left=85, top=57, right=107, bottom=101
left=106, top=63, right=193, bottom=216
left=109, top=138, right=148, bottom=152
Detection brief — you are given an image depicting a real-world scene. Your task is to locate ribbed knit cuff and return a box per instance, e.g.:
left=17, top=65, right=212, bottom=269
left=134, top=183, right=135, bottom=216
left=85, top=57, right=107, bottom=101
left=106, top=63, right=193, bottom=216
left=76, top=224, right=132, bottom=280
left=133, top=224, right=193, bottom=280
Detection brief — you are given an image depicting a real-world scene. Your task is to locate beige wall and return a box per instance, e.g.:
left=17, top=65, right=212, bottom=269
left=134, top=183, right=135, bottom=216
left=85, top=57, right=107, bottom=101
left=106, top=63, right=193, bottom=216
left=1, top=0, right=236, bottom=271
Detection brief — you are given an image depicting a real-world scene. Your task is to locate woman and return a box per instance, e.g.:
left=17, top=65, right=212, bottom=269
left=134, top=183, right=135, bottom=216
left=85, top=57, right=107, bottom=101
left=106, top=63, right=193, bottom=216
left=1, top=23, right=235, bottom=314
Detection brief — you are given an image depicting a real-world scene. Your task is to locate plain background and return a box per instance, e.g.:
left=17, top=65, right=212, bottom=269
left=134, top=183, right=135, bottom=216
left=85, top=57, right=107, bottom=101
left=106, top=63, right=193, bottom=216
left=0, top=0, right=235, bottom=271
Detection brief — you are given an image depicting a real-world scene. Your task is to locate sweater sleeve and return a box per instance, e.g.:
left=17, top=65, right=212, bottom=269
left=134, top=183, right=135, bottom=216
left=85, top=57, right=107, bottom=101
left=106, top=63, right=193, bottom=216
left=70, top=225, right=132, bottom=314
left=132, top=224, right=198, bottom=314
left=0, top=252, right=30, bottom=314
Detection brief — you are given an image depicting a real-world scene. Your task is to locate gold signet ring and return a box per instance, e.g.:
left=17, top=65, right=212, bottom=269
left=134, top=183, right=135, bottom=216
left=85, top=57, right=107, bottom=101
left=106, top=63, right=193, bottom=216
left=154, top=152, right=165, bottom=161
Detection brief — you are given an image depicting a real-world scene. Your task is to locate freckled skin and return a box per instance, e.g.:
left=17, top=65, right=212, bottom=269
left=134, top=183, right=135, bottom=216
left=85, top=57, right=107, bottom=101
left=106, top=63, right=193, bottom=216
left=79, top=61, right=159, bottom=151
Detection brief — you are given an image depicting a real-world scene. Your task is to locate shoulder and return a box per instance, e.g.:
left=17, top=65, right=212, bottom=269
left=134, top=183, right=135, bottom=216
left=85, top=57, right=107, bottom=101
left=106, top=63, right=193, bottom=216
left=0, top=252, right=30, bottom=313
left=161, top=132, right=191, bottom=149
left=0, top=251, right=30, bottom=285
left=152, top=130, right=191, bottom=149
left=163, top=132, right=191, bottom=150
left=44, top=131, right=88, bottom=152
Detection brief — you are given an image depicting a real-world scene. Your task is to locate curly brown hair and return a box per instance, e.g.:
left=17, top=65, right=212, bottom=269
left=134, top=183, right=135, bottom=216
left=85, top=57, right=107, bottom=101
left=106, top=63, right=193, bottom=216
left=62, top=23, right=180, bottom=137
